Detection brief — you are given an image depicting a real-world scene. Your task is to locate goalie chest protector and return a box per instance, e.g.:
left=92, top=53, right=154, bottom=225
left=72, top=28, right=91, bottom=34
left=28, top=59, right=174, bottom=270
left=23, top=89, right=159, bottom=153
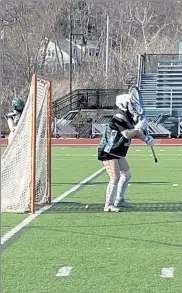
left=98, top=113, right=133, bottom=161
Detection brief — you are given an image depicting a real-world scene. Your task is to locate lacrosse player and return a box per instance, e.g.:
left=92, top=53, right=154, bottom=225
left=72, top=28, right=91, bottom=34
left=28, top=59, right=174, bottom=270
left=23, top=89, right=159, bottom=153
left=7, top=97, right=25, bottom=145
left=98, top=88, right=154, bottom=212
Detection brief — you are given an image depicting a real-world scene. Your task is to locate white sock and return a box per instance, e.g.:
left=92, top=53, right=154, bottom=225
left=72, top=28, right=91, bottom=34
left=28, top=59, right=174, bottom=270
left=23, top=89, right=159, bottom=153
left=114, top=170, right=131, bottom=205
left=105, top=179, right=119, bottom=206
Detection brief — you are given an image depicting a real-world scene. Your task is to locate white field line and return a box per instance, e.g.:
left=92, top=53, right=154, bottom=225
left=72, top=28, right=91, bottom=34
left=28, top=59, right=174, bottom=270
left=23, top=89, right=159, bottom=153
left=54, top=158, right=180, bottom=161
left=52, top=153, right=182, bottom=157
left=52, top=143, right=182, bottom=146
left=1, top=167, right=105, bottom=245
left=56, top=266, right=72, bottom=277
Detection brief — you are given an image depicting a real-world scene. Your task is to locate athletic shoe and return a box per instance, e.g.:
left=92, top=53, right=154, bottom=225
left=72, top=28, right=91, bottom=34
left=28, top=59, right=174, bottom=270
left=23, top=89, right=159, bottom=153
left=104, top=205, right=121, bottom=212
left=115, top=199, right=132, bottom=208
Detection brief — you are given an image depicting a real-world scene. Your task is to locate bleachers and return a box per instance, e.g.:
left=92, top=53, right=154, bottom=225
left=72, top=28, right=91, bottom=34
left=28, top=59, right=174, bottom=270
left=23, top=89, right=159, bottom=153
left=139, top=55, right=182, bottom=116
left=140, top=73, right=157, bottom=108
left=156, top=60, right=182, bottom=110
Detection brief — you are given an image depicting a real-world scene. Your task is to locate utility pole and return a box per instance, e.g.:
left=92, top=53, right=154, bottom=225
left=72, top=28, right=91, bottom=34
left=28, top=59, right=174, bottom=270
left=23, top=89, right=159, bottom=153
left=105, top=15, right=109, bottom=87
left=0, top=18, right=2, bottom=138
left=69, top=18, right=73, bottom=99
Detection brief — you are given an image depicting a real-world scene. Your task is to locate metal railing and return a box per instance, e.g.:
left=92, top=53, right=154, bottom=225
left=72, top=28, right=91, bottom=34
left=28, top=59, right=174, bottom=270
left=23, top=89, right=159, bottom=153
left=178, top=118, right=182, bottom=137
left=157, top=88, right=182, bottom=110
left=52, top=88, right=128, bottom=118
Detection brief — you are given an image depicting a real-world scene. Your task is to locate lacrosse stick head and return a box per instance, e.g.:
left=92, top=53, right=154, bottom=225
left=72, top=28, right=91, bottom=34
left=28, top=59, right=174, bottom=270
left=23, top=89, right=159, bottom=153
left=128, top=86, right=144, bottom=122
left=116, top=86, right=144, bottom=123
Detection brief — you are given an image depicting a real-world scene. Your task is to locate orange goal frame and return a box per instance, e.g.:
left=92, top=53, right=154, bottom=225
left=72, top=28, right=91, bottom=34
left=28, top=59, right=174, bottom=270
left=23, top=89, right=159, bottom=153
left=30, top=74, right=52, bottom=214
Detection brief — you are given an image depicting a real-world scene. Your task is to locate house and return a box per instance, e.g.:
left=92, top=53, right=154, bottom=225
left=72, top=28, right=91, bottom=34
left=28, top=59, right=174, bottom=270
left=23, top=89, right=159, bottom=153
left=38, top=37, right=100, bottom=75
left=38, top=39, right=75, bottom=68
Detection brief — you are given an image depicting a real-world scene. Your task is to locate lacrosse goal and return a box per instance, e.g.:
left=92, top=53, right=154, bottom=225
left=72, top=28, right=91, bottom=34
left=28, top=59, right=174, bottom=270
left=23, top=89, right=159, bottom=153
left=1, top=74, right=52, bottom=213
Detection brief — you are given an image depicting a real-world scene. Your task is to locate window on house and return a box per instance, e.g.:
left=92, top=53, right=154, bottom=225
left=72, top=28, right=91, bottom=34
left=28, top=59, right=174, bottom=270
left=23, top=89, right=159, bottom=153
left=47, top=50, right=51, bottom=57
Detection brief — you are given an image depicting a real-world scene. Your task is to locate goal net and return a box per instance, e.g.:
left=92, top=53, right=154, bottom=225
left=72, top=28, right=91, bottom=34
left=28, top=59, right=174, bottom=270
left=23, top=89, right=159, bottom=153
left=1, top=75, right=52, bottom=213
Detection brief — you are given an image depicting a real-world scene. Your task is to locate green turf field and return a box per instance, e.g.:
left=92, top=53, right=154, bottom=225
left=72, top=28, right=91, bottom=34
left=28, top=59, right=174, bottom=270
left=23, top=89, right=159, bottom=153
left=2, top=146, right=182, bottom=293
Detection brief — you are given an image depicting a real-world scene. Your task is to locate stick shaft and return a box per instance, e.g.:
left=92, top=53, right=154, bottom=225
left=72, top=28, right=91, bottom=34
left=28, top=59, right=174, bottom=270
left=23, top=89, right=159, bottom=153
left=151, top=146, right=158, bottom=163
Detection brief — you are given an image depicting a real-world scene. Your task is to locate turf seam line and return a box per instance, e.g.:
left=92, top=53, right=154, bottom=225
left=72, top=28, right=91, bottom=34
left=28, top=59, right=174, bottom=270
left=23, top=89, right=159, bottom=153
left=1, top=167, right=105, bottom=245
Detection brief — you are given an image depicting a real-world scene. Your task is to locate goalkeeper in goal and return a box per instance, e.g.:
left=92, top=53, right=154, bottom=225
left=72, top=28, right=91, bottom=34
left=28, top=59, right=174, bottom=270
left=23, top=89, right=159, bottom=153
left=98, top=90, right=154, bottom=212
left=7, top=97, right=25, bottom=145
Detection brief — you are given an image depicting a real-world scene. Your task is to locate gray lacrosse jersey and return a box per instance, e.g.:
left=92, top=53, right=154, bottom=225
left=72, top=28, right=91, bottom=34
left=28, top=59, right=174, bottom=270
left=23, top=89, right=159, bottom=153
left=98, top=112, right=134, bottom=161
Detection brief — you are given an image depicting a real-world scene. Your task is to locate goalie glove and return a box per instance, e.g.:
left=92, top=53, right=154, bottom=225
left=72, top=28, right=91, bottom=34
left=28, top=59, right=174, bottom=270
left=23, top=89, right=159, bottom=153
left=134, top=117, right=148, bottom=133
left=144, top=135, right=154, bottom=146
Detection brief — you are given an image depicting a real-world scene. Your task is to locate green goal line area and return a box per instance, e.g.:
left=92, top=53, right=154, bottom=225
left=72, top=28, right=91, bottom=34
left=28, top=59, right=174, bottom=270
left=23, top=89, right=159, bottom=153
left=2, top=146, right=182, bottom=293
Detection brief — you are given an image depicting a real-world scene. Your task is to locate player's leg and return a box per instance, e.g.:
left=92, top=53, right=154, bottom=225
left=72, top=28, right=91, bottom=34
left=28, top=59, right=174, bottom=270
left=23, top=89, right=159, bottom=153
left=8, top=131, right=15, bottom=145
left=7, top=117, right=16, bottom=145
left=114, top=157, right=132, bottom=208
left=103, top=159, right=121, bottom=212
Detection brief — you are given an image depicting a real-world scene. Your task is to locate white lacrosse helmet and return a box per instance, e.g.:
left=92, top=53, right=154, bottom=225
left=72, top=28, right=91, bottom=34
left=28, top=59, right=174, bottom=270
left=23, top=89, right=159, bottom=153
left=116, top=94, right=130, bottom=112
left=116, top=87, right=144, bottom=122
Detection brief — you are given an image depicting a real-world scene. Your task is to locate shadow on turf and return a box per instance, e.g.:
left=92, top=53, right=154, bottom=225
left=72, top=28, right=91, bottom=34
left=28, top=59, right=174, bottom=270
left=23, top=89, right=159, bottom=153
left=52, top=181, right=170, bottom=186
left=42, top=201, right=182, bottom=214
left=26, top=222, right=182, bottom=249
left=3, top=219, right=182, bottom=251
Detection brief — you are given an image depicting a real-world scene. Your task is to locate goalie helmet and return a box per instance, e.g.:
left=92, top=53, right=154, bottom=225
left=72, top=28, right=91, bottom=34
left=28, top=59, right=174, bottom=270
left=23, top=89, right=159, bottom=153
left=116, top=87, right=144, bottom=122
left=12, top=97, right=25, bottom=112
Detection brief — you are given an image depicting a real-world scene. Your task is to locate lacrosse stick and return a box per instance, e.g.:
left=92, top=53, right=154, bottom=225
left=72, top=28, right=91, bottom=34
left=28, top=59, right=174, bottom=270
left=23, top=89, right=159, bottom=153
left=3, top=113, right=8, bottom=122
left=129, top=86, right=158, bottom=163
